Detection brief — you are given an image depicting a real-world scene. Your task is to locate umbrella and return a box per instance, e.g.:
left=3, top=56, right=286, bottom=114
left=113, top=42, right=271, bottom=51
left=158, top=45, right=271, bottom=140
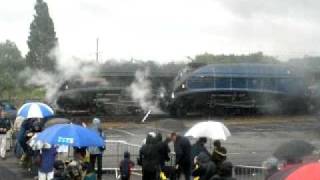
left=17, top=102, right=54, bottom=118
left=44, top=118, right=71, bottom=128
left=184, top=121, right=231, bottom=140
left=268, top=162, right=320, bottom=180
left=273, top=140, right=315, bottom=161
left=35, top=124, right=105, bottom=147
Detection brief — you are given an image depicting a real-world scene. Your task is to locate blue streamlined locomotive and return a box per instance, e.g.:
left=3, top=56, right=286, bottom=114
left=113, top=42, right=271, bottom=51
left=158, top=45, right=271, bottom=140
left=168, top=64, right=309, bottom=116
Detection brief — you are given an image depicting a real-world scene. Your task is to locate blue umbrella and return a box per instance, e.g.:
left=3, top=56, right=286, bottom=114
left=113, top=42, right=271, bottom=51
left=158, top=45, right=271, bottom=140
left=35, top=124, right=105, bottom=147
left=17, top=102, right=54, bottom=118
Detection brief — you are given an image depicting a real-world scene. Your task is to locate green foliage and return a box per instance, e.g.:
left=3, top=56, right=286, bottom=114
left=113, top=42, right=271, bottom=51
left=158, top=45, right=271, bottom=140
left=26, top=0, right=58, bottom=72
left=0, top=40, right=25, bottom=98
left=101, top=60, right=186, bottom=75
left=289, top=56, right=320, bottom=72
left=190, top=52, right=280, bottom=67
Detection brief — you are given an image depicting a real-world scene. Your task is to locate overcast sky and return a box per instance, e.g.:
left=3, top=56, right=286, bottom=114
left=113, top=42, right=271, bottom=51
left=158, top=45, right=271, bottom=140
left=0, top=0, right=319, bottom=62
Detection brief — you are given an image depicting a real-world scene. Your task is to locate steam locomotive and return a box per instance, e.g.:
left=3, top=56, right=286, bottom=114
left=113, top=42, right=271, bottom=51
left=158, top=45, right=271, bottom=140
left=54, top=73, right=173, bottom=116
left=167, top=63, right=310, bottom=116
left=55, top=64, right=314, bottom=117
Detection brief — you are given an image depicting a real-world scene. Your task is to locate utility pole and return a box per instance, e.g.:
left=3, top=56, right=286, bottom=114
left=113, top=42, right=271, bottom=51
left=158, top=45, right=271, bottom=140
left=96, top=38, right=99, bottom=63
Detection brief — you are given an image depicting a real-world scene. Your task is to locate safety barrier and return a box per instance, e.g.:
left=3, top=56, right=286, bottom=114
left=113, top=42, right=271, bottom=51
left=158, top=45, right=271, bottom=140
left=103, top=140, right=141, bottom=169
left=102, top=140, right=142, bottom=179
left=233, top=165, right=267, bottom=180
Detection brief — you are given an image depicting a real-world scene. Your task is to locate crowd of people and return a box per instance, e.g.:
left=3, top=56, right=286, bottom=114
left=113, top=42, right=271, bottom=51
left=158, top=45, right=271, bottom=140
left=137, top=132, right=235, bottom=180
left=0, top=113, right=106, bottom=180
left=0, top=106, right=236, bottom=180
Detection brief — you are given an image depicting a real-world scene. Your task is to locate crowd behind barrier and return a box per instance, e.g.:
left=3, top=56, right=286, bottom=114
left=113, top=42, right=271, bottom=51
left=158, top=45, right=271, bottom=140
left=100, top=140, right=267, bottom=179
left=6, top=117, right=268, bottom=180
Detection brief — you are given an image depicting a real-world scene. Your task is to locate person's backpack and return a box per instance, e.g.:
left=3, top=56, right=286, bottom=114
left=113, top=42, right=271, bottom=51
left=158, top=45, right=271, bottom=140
left=120, top=159, right=130, bottom=178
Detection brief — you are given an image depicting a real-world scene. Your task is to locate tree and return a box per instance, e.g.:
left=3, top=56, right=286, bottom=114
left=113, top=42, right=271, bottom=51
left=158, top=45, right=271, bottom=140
left=190, top=52, right=279, bottom=67
left=26, top=0, right=58, bottom=72
left=0, top=40, right=25, bottom=98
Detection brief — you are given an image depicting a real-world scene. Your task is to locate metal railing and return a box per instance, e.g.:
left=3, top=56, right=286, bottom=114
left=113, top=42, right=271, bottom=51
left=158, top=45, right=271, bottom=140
left=103, top=140, right=141, bottom=169
left=233, top=165, right=267, bottom=180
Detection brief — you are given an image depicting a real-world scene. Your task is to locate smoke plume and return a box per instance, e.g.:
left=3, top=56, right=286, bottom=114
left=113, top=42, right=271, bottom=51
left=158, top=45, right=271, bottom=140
left=127, top=68, right=162, bottom=113
left=21, top=46, right=106, bottom=106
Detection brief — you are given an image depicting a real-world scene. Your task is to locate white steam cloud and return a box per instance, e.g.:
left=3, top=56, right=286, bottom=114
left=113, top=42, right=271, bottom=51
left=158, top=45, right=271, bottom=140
left=21, top=46, right=107, bottom=105
left=127, top=69, right=162, bottom=113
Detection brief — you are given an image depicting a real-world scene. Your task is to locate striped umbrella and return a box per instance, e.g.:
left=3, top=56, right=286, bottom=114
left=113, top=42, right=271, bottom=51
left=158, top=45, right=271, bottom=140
left=17, top=102, right=54, bottom=118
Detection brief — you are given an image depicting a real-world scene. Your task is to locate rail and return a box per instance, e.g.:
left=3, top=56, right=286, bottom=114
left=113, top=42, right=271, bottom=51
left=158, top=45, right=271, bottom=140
left=233, top=165, right=267, bottom=180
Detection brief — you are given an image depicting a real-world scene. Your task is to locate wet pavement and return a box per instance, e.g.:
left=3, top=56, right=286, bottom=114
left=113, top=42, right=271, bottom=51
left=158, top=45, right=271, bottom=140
left=103, top=115, right=320, bottom=166
left=1, top=115, right=320, bottom=179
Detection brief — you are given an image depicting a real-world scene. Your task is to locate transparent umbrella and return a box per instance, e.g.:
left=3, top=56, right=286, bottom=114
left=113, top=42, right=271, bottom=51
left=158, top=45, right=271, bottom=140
left=184, top=121, right=231, bottom=140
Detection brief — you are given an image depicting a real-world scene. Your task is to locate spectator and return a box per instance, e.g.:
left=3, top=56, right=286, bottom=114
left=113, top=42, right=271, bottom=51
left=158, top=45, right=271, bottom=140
left=191, top=137, right=210, bottom=161
left=262, top=157, right=278, bottom=180
left=66, top=159, right=83, bottom=180
left=211, top=140, right=227, bottom=170
left=88, top=118, right=105, bottom=180
left=120, top=151, right=135, bottom=180
left=13, top=116, right=24, bottom=133
left=210, top=161, right=235, bottom=180
left=17, top=118, right=32, bottom=159
left=192, top=152, right=216, bottom=180
left=156, top=133, right=170, bottom=169
left=83, top=163, right=97, bottom=180
left=24, top=118, right=42, bottom=173
left=0, top=111, right=11, bottom=159
left=18, top=118, right=38, bottom=159
left=38, top=146, right=57, bottom=180
left=65, top=147, right=89, bottom=180
left=13, top=116, right=25, bottom=158
left=139, top=133, right=160, bottom=180
left=171, top=132, right=192, bottom=180
left=74, top=147, right=88, bottom=162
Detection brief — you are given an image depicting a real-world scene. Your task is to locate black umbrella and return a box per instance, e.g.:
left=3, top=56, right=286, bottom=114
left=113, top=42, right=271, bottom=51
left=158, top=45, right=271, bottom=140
left=44, top=118, right=71, bottom=129
left=273, top=140, right=315, bottom=161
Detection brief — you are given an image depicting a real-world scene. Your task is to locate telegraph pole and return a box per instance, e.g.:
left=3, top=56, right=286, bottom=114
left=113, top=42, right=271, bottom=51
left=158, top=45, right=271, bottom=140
left=96, top=38, right=99, bottom=63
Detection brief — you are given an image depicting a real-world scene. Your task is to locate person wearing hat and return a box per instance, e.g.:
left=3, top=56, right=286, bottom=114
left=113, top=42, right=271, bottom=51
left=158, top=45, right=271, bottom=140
left=139, top=133, right=160, bottom=180
left=120, top=151, right=135, bottom=180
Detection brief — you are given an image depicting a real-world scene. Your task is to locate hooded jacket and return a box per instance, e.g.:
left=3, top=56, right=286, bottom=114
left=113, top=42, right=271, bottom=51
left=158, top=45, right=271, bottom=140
left=139, top=135, right=160, bottom=172
left=192, top=152, right=216, bottom=180
left=191, top=140, right=210, bottom=161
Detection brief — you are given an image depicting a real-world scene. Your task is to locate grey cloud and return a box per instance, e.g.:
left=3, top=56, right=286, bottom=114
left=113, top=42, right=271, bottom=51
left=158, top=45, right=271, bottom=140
left=217, top=0, right=320, bottom=21
left=204, top=0, right=320, bottom=58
